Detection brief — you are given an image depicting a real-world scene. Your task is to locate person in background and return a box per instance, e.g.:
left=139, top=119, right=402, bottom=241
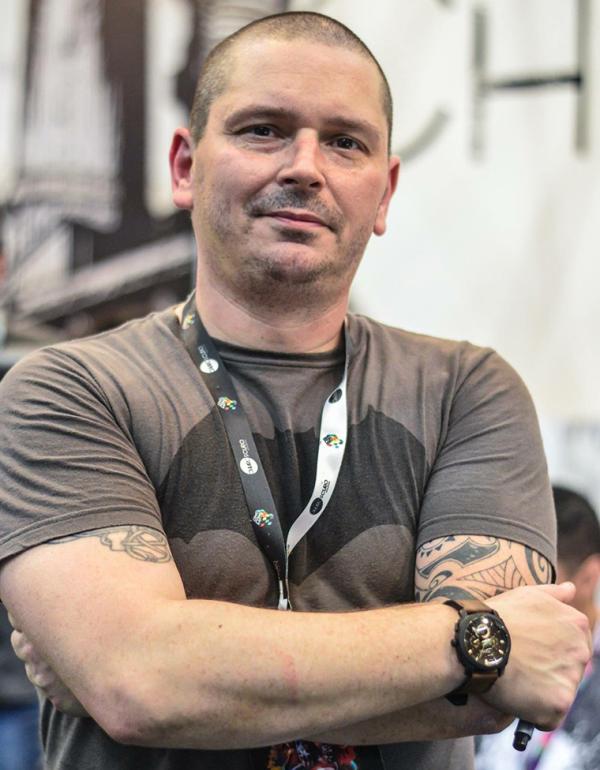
left=476, top=485, right=600, bottom=770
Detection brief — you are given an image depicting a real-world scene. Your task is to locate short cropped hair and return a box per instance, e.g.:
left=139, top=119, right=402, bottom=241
left=189, top=12, right=393, bottom=152
left=554, top=485, right=600, bottom=571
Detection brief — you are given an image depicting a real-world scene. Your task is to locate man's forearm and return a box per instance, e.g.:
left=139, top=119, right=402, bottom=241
left=4, top=535, right=590, bottom=752
left=91, top=598, right=463, bottom=749
left=308, top=696, right=513, bottom=745
left=0, top=536, right=466, bottom=751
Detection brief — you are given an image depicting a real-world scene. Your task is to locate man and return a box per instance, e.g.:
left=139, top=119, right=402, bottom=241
left=476, top=486, right=600, bottom=770
left=0, top=12, right=591, bottom=770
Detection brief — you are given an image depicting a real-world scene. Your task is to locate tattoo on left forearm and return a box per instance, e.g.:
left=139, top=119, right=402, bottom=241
left=414, top=535, right=552, bottom=602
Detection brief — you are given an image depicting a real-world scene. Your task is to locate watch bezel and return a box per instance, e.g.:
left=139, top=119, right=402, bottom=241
left=453, top=610, right=511, bottom=674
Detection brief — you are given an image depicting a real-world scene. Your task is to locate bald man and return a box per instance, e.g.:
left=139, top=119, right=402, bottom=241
left=0, top=12, right=590, bottom=770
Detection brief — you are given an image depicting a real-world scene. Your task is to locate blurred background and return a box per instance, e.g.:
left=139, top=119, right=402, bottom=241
left=0, top=0, right=599, bottom=521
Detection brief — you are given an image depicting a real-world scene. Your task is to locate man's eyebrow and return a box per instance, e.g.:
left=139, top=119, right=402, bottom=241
left=223, top=105, right=382, bottom=147
left=223, top=105, right=294, bottom=128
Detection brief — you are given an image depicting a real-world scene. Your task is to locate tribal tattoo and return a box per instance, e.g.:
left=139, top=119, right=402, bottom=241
left=414, top=535, right=552, bottom=602
left=48, top=526, right=172, bottom=563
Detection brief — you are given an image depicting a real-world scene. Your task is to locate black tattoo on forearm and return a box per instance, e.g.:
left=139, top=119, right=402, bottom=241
left=525, top=547, right=552, bottom=584
left=48, top=526, right=172, bottom=563
left=417, top=535, right=500, bottom=579
left=415, top=535, right=552, bottom=602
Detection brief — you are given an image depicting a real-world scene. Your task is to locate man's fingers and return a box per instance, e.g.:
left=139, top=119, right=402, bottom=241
left=535, top=581, right=576, bottom=603
left=25, top=660, right=54, bottom=690
left=10, top=628, right=29, bottom=661
left=7, top=611, right=22, bottom=632
left=536, top=581, right=576, bottom=603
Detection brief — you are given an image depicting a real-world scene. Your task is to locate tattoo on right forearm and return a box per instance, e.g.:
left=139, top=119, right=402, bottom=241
left=47, top=526, right=172, bottom=563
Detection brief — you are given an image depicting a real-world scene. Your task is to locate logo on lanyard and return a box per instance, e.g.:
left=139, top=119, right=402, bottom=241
left=218, top=396, right=237, bottom=411
left=198, top=345, right=219, bottom=373
left=253, top=509, right=274, bottom=527
left=200, top=358, right=219, bottom=374
left=322, top=433, right=344, bottom=448
left=239, top=439, right=258, bottom=475
left=182, top=312, right=196, bottom=330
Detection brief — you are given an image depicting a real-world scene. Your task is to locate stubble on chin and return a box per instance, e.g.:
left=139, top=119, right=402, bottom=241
left=235, top=228, right=370, bottom=313
left=198, top=189, right=371, bottom=311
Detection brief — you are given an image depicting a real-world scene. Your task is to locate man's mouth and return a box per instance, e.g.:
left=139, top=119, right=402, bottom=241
left=261, top=210, right=331, bottom=230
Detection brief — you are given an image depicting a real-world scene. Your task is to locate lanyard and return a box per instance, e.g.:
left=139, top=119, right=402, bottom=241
left=179, top=294, right=350, bottom=610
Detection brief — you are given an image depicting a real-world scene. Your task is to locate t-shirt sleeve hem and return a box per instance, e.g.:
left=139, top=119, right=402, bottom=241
left=416, top=514, right=556, bottom=573
left=0, top=509, right=164, bottom=566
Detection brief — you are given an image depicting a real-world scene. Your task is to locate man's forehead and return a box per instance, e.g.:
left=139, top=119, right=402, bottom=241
left=226, top=35, right=381, bottom=83
left=211, top=37, right=387, bottom=130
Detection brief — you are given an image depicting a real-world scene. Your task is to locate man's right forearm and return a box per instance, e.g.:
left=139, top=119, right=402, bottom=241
left=1, top=538, right=466, bottom=750
left=15, top=612, right=512, bottom=746
left=81, top=598, right=464, bottom=749
left=2, top=540, right=591, bottom=752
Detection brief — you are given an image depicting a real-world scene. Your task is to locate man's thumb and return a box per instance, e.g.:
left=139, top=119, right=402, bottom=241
left=537, top=581, right=576, bottom=603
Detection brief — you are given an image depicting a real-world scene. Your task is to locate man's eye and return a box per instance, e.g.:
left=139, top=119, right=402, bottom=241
left=246, top=125, right=275, bottom=137
left=333, top=136, right=361, bottom=151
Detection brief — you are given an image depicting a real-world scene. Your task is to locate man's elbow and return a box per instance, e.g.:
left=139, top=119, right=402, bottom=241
left=90, top=677, right=215, bottom=748
left=82, top=676, right=173, bottom=746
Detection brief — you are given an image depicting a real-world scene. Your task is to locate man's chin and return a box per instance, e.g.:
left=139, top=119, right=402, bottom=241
left=248, top=247, right=334, bottom=286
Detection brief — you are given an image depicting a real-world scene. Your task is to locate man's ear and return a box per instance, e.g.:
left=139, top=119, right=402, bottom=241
left=373, top=155, right=401, bottom=237
left=169, top=128, right=195, bottom=210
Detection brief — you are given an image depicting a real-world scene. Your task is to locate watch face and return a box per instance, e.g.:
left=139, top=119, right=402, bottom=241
left=461, top=613, right=510, bottom=669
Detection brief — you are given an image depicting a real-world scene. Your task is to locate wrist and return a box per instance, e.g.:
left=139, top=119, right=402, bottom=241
left=424, top=602, right=471, bottom=694
left=443, top=599, right=511, bottom=706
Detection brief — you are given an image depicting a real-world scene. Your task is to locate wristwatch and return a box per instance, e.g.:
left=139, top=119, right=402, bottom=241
left=444, top=598, right=511, bottom=705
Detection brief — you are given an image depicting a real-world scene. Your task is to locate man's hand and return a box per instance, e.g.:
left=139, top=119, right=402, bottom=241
left=483, top=582, right=592, bottom=730
left=10, top=614, right=89, bottom=718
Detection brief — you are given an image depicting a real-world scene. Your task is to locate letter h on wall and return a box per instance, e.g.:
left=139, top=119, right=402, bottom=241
left=472, top=0, right=591, bottom=157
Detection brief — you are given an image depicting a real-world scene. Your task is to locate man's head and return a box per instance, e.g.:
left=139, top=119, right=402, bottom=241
left=189, top=12, right=394, bottom=154
left=554, top=485, right=600, bottom=619
left=169, top=12, right=400, bottom=317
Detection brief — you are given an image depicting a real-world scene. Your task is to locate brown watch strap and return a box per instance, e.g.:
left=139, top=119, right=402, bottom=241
left=451, top=669, right=498, bottom=696
left=445, top=598, right=494, bottom=614
left=444, top=598, right=503, bottom=703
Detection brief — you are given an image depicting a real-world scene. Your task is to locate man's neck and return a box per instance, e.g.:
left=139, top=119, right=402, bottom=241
left=186, top=280, right=348, bottom=354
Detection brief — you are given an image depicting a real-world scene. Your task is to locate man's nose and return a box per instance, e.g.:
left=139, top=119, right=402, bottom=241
left=276, top=132, right=325, bottom=191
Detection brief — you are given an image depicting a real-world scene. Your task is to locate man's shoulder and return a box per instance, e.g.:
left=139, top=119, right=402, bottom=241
left=347, top=314, right=529, bottom=420
left=4, top=307, right=179, bottom=380
left=0, top=307, right=188, bottom=419
left=52, top=305, right=179, bottom=362
left=348, top=313, right=502, bottom=374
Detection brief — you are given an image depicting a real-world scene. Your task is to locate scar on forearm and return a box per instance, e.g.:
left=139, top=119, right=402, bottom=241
left=47, top=526, right=172, bottom=563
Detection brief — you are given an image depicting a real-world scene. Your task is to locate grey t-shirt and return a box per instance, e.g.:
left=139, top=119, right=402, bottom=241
left=0, top=308, right=555, bottom=770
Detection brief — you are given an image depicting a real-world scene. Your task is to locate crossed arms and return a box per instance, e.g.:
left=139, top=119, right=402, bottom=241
left=1, top=525, right=590, bottom=749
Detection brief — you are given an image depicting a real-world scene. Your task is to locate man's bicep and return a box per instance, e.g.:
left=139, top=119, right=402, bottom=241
left=414, top=535, right=553, bottom=602
left=0, top=525, right=186, bottom=710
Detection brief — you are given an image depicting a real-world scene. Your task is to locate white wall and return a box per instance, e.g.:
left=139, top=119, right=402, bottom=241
left=295, top=0, right=600, bottom=421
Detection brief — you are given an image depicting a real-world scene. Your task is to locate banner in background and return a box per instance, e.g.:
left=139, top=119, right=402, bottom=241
left=1, top=0, right=598, bottom=424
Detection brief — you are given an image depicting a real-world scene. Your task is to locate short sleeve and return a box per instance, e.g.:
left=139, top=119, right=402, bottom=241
left=417, top=348, right=556, bottom=568
left=0, top=347, right=163, bottom=563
